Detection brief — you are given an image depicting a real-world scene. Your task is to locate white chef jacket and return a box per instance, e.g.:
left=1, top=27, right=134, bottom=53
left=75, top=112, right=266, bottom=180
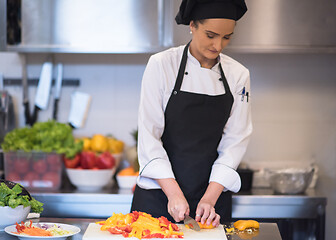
left=137, top=45, right=252, bottom=193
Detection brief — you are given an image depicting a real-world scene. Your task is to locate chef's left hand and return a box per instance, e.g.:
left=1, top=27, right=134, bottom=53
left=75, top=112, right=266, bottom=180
left=195, top=201, right=220, bottom=227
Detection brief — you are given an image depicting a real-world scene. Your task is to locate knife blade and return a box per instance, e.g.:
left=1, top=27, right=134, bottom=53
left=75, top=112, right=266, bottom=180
left=184, top=215, right=200, bottom=231
left=31, top=60, right=53, bottom=125
left=52, top=63, right=63, bottom=120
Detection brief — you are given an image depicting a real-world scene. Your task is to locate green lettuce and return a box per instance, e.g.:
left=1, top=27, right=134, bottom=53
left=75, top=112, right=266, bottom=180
left=0, top=183, right=44, bottom=213
left=1, top=120, right=82, bottom=159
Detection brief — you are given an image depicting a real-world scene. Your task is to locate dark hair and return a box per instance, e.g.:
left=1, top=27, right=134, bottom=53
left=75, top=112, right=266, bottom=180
left=192, top=19, right=206, bottom=28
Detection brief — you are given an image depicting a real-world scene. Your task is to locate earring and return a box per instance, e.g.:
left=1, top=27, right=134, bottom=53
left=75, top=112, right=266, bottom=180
left=190, top=31, right=192, bottom=34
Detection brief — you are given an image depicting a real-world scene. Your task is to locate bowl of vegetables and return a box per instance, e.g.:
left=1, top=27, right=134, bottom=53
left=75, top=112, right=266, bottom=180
left=116, top=167, right=139, bottom=189
left=64, top=151, right=117, bottom=191
left=0, top=180, right=43, bottom=230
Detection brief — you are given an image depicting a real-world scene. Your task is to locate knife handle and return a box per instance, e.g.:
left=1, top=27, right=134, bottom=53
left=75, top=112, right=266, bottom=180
left=53, top=99, right=59, bottom=121
left=23, top=101, right=31, bottom=125
left=30, top=105, right=39, bottom=126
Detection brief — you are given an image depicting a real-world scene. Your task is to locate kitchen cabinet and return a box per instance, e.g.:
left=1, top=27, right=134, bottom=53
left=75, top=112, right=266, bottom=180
left=31, top=187, right=326, bottom=240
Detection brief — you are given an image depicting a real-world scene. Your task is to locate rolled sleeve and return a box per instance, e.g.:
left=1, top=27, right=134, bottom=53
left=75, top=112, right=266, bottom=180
left=210, top=68, right=253, bottom=193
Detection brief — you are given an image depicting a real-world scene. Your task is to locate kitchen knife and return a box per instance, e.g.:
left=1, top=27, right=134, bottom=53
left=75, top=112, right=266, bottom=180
left=31, top=60, right=53, bottom=125
left=52, top=63, right=63, bottom=120
left=184, top=215, right=200, bottom=231
left=19, top=54, right=31, bottom=125
left=68, top=91, right=92, bottom=128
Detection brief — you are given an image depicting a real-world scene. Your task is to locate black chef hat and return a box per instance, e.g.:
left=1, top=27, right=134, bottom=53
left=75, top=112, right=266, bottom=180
left=175, top=0, right=247, bottom=25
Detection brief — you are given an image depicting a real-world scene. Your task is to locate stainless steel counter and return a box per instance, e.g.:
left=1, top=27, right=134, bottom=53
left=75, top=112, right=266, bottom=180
left=30, top=187, right=326, bottom=240
left=30, top=187, right=326, bottom=219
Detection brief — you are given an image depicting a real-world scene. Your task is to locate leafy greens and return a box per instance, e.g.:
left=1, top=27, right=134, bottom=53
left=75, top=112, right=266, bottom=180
left=1, top=120, right=82, bottom=159
left=0, top=183, right=44, bottom=213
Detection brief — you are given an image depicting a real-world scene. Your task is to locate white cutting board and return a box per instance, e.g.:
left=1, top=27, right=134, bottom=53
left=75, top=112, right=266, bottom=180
left=83, top=223, right=227, bottom=240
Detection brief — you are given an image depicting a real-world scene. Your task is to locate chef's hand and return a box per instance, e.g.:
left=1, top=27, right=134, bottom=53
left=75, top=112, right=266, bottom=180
left=167, top=195, right=190, bottom=222
left=195, top=181, right=224, bottom=227
left=195, top=200, right=220, bottom=227
left=157, top=178, right=189, bottom=222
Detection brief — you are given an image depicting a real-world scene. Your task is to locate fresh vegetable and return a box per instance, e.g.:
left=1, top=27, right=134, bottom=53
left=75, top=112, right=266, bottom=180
left=96, top=152, right=116, bottom=169
left=63, top=154, right=81, bottom=168
left=197, top=222, right=216, bottom=229
left=97, top=211, right=183, bottom=239
left=80, top=135, right=125, bottom=154
left=80, top=151, right=97, bottom=169
left=15, top=221, right=52, bottom=236
left=42, top=172, right=61, bottom=187
left=32, top=160, right=48, bottom=174
left=90, top=134, right=109, bottom=152
left=1, top=120, right=83, bottom=159
left=107, top=137, right=125, bottom=154
left=233, top=220, right=259, bottom=231
left=0, top=183, right=43, bottom=213
left=14, top=221, right=74, bottom=236
left=63, top=151, right=116, bottom=170
left=118, top=167, right=139, bottom=176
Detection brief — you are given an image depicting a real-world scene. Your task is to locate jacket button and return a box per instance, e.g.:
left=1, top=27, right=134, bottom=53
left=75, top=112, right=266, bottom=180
left=185, top=72, right=188, bottom=75
left=173, top=90, right=177, bottom=95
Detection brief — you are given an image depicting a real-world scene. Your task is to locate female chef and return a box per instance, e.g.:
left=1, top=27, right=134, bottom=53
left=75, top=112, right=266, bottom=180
left=131, top=0, right=252, bottom=227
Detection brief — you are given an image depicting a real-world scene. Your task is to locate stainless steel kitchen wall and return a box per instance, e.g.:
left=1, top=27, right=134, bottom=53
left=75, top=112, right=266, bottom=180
left=2, top=0, right=173, bottom=53
left=1, top=0, right=336, bottom=53
left=173, top=0, right=336, bottom=53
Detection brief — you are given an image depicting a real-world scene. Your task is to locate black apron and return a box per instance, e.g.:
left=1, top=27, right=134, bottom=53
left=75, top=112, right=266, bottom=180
left=131, top=43, right=234, bottom=223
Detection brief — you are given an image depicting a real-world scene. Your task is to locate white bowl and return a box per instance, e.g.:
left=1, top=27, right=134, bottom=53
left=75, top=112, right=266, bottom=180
left=66, top=168, right=116, bottom=191
left=116, top=175, right=138, bottom=189
left=0, top=205, right=31, bottom=230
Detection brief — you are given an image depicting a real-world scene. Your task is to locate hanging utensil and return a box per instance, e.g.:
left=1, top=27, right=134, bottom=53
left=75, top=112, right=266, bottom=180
left=19, top=54, right=31, bottom=125
left=52, top=63, right=63, bottom=121
left=30, top=59, right=53, bottom=125
left=68, top=91, right=92, bottom=128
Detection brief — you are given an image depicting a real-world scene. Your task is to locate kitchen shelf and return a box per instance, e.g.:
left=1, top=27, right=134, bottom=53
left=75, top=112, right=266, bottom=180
left=3, top=78, right=80, bottom=87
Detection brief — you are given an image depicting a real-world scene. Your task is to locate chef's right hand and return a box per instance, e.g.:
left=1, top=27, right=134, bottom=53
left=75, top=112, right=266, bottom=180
left=167, top=195, right=190, bottom=222
left=157, top=178, right=189, bottom=222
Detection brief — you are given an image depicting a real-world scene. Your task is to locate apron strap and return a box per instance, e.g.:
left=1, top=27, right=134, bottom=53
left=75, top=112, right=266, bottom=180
left=173, top=42, right=190, bottom=93
left=173, top=42, right=232, bottom=97
left=219, top=62, right=231, bottom=95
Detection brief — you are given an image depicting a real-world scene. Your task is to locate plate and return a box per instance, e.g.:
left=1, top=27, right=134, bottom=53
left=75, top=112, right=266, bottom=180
left=4, top=222, right=80, bottom=240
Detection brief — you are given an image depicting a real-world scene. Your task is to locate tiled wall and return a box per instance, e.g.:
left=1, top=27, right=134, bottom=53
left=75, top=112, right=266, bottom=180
left=1, top=51, right=335, bottom=238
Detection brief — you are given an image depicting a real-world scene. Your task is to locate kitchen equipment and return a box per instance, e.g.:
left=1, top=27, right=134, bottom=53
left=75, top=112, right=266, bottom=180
left=116, top=174, right=137, bottom=189
left=4, top=151, right=62, bottom=191
left=184, top=215, right=200, bottom=231
left=0, top=73, right=16, bottom=143
left=19, top=54, right=31, bottom=125
left=265, top=165, right=315, bottom=194
left=68, top=91, right=92, bottom=128
left=52, top=63, right=63, bottom=120
left=31, top=60, right=53, bottom=125
left=237, top=168, right=254, bottom=191
left=0, top=205, right=31, bottom=230
left=83, top=223, right=227, bottom=240
left=66, top=168, right=116, bottom=191
left=4, top=222, right=81, bottom=239
left=237, top=162, right=254, bottom=191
